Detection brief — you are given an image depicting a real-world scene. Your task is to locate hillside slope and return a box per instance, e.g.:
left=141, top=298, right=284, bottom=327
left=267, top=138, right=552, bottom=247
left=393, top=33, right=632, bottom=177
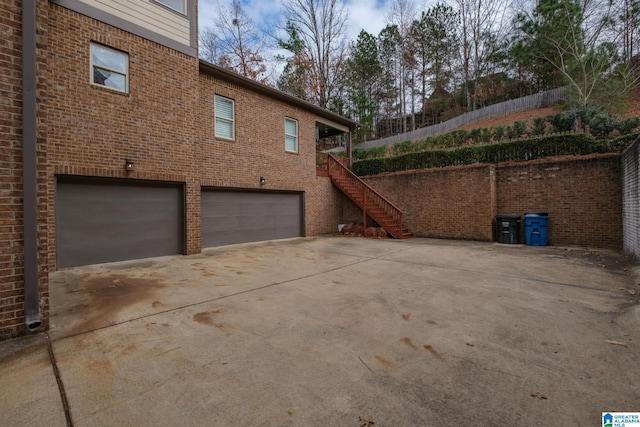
left=454, top=88, right=640, bottom=131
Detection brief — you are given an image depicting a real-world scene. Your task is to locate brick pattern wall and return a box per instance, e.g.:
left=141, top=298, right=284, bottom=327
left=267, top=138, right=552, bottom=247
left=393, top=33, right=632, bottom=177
left=622, top=140, right=640, bottom=259
left=47, top=5, right=342, bottom=254
left=354, top=154, right=622, bottom=250
left=306, top=178, right=344, bottom=236
left=0, top=0, right=49, bottom=340
left=198, top=74, right=341, bottom=237
left=496, top=154, right=621, bottom=249
left=360, top=165, right=496, bottom=241
left=1, top=2, right=343, bottom=340
left=46, top=4, right=201, bottom=263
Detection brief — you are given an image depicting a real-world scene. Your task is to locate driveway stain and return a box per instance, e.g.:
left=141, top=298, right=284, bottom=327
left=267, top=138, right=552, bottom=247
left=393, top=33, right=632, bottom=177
left=375, top=355, right=393, bottom=368
left=193, top=312, right=213, bottom=325
left=424, top=345, right=443, bottom=359
left=193, top=309, right=227, bottom=326
left=63, top=274, right=166, bottom=335
left=400, top=337, right=418, bottom=349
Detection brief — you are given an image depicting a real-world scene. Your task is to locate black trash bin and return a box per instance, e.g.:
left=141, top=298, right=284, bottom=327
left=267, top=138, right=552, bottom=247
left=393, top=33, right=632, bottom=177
left=495, top=214, right=521, bottom=244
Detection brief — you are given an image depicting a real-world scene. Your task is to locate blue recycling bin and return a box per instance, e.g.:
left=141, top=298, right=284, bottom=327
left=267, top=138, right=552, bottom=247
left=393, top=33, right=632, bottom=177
left=524, top=212, right=548, bottom=246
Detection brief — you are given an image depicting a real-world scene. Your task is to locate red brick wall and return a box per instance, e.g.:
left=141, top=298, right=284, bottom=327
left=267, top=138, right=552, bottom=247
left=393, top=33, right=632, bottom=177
left=46, top=4, right=201, bottom=262
left=0, top=2, right=342, bottom=340
left=355, top=154, right=621, bottom=249
left=0, top=0, right=49, bottom=340
left=496, top=154, right=621, bottom=248
left=46, top=4, right=342, bottom=259
left=198, top=72, right=341, bottom=237
left=359, top=165, right=496, bottom=241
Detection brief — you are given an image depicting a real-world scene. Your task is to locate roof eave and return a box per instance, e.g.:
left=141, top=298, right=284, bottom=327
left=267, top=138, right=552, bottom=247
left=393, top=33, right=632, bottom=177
left=198, top=60, right=359, bottom=131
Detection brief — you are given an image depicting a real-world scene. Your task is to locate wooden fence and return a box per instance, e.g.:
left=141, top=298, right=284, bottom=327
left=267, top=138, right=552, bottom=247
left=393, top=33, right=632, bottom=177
left=351, top=87, right=566, bottom=150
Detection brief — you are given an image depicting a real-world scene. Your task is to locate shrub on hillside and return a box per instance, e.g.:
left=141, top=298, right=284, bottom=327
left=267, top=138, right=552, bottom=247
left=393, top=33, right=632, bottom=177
left=530, top=117, right=547, bottom=136
left=391, top=140, right=414, bottom=156
left=351, top=133, right=619, bottom=176
left=615, top=118, right=640, bottom=135
left=548, top=112, right=574, bottom=133
left=493, top=125, right=506, bottom=141
left=589, top=114, right=616, bottom=139
left=507, top=121, right=527, bottom=139
left=349, top=109, right=640, bottom=163
left=353, top=145, right=387, bottom=160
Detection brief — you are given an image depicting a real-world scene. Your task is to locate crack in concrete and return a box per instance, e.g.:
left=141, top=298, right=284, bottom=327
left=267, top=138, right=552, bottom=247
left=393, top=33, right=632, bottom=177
left=49, top=253, right=385, bottom=342
left=46, top=332, right=73, bottom=426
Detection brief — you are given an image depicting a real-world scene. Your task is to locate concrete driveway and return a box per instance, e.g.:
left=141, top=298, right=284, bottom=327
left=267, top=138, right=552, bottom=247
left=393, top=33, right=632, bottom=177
left=1, top=237, right=639, bottom=426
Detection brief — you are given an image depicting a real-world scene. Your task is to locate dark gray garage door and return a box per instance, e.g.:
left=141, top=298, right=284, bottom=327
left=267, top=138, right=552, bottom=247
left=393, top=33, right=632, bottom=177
left=56, top=177, right=184, bottom=268
left=201, top=190, right=303, bottom=248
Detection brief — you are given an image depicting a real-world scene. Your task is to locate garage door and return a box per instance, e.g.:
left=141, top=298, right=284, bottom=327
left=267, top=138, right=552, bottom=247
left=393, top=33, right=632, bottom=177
left=56, top=177, right=184, bottom=268
left=201, top=190, right=303, bottom=248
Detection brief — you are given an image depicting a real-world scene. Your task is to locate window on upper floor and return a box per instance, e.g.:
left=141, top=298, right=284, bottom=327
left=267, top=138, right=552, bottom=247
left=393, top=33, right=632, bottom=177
left=153, top=0, right=186, bottom=14
left=215, top=95, right=235, bottom=140
left=90, top=43, right=129, bottom=93
left=285, top=118, right=298, bottom=153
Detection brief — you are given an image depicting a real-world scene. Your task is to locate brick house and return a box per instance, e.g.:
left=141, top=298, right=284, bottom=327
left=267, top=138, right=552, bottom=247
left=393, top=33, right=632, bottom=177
left=1, top=0, right=357, bottom=339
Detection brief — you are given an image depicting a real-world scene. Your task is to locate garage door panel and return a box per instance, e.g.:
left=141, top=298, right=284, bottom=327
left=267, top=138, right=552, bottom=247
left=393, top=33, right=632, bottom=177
left=56, top=178, right=184, bottom=268
left=202, top=190, right=303, bottom=248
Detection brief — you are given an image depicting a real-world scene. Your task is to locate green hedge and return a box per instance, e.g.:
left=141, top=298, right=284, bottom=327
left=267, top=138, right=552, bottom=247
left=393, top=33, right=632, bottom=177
left=352, top=145, right=388, bottom=160
left=609, top=131, right=640, bottom=152
left=348, top=109, right=640, bottom=162
left=352, top=133, right=633, bottom=176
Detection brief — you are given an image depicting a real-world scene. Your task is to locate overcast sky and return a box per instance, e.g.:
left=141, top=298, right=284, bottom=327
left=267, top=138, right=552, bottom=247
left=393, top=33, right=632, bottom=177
left=197, top=0, right=396, bottom=44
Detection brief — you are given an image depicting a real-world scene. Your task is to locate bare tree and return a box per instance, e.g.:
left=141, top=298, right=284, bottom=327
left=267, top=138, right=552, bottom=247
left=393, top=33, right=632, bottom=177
left=411, top=3, right=459, bottom=126
left=385, top=0, right=417, bottom=132
left=199, top=27, right=219, bottom=64
left=199, top=0, right=269, bottom=83
left=613, top=0, right=640, bottom=63
left=280, top=0, right=349, bottom=108
left=451, top=0, right=510, bottom=110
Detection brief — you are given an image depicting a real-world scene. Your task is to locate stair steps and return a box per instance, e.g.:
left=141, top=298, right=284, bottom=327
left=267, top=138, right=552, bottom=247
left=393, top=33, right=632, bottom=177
left=326, top=154, right=412, bottom=239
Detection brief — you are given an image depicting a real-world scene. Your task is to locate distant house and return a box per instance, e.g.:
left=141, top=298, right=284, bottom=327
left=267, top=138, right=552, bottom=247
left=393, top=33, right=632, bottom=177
left=1, top=0, right=357, bottom=339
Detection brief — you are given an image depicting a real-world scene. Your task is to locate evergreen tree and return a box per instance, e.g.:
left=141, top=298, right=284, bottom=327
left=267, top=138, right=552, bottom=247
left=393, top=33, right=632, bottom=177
left=377, top=25, right=402, bottom=138
left=410, top=4, right=458, bottom=125
left=276, top=21, right=312, bottom=100
left=345, top=31, right=382, bottom=142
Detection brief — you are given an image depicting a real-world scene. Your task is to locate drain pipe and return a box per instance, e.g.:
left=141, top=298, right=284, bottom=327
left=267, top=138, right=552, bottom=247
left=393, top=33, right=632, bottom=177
left=23, top=0, right=41, bottom=331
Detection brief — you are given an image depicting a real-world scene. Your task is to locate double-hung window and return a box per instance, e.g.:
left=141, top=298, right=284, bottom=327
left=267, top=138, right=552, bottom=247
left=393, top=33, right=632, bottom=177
left=215, top=95, right=235, bottom=140
left=285, top=118, right=298, bottom=153
left=153, top=0, right=186, bottom=14
left=90, top=43, right=129, bottom=93
left=91, top=43, right=129, bottom=92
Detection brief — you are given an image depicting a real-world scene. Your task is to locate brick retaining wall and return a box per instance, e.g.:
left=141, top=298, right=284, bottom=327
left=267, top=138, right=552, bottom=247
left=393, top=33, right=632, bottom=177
left=345, top=154, right=622, bottom=250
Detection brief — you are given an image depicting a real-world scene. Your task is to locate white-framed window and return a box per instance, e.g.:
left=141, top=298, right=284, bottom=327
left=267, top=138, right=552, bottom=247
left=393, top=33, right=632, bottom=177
left=215, top=95, right=235, bottom=140
left=153, top=0, right=186, bottom=14
left=285, top=118, right=298, bottom=153
left=90, top=43, right=129, bottom=93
